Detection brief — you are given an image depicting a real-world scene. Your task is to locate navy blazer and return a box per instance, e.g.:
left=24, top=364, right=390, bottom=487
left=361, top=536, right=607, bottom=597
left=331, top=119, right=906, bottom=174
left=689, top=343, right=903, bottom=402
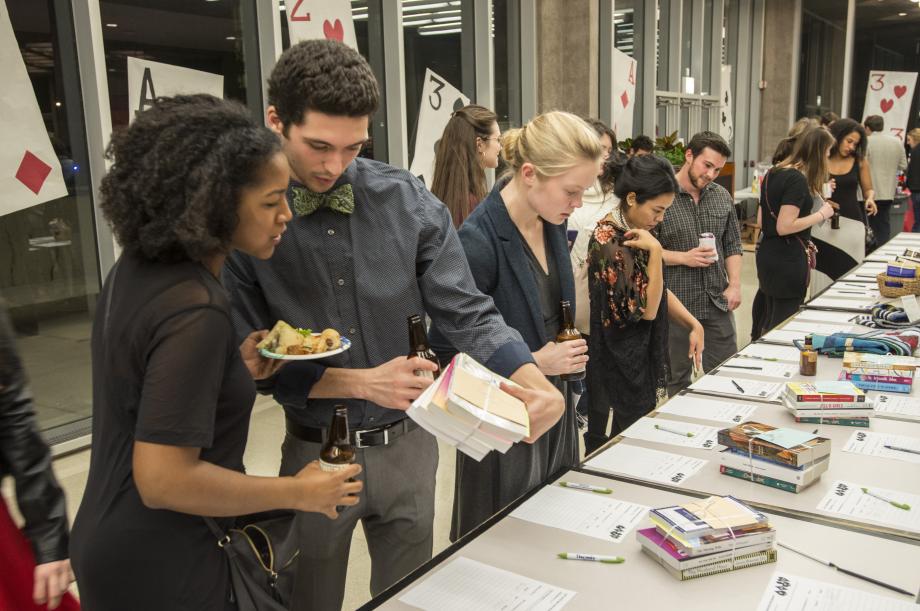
left=431, top=184, right=576, bottom=358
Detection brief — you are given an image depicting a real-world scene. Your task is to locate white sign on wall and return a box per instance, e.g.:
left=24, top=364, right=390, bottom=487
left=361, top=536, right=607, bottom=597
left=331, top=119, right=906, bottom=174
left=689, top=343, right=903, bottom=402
left=127, top=57, right=224, bottom=123
left=285, top=0, right=358, bottom=51
left=0, top=5, right=67, bottom=216
left=409, top=69, right=470, bottom=189
left=719, top=65, right=734, bottom=142
left=610, top=48, right=637, bottom=139
left=862, top=70, right=918, bottom=142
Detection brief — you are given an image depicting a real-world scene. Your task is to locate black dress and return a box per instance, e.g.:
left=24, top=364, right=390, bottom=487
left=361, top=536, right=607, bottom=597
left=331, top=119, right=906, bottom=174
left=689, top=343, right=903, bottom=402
left=755, top=168, right=813, bottom=335
left=70, top=254, right=255, bottom=611
left=585, top=218, right=669, bottom=454
left=830, top=158, right=863, bottom=222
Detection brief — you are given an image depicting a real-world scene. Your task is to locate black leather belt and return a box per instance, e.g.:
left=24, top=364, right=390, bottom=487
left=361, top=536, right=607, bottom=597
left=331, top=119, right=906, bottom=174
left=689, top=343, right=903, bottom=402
left=284, top=416, right=418, bottom=448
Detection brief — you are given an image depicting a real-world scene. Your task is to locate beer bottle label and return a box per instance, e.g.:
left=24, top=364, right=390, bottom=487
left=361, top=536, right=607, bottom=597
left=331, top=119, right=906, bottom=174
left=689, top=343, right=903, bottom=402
left=319, top=459, right=352, bottom=473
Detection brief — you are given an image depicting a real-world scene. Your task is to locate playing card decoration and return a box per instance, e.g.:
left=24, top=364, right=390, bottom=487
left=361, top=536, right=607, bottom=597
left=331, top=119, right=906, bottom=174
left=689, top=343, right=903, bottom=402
left=286, top=0, right=358, bottom=51
left=127, top=57, right=223, bottom=124
left=611, top=48, right=637, bottom=139
left=409, top=68, right=469, bottom=188
left=719, top=65, right=734, bottom=142
left=0, top=5, right=67, bottom=215
left=862, top=71, right=918, bottom=142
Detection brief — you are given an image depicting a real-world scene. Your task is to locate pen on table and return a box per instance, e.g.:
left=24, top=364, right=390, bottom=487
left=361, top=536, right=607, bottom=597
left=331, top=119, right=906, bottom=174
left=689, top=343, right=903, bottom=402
left=835, top=290, right=865, bottom=294
left=731, top=379, right=746, bottom=394
left=721, top=364, right=763, bottom=370
left=557, top=553, right=625, bottom=564
left=861, top=487, right=911, bottom=511
left=654, top=423, right=695, bottom=438
left=883, top=444, right=920, bottom=456
left=776, top=541, right=915, bottom=597
left=739, top=355, right=779, bottom=362
left=558, top=481, right=613, bottom=494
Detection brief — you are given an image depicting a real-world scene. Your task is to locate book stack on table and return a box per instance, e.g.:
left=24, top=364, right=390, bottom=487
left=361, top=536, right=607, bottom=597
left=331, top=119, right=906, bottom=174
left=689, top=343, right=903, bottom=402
left=839, top=352, right=916, bottom=394
left=782, top=381, right=874, bottom=427
left=717, top=421, right=831, bottom=493
left=407, top=353, right=529, bottom=461
left=637, top=495, right=776, bottom=580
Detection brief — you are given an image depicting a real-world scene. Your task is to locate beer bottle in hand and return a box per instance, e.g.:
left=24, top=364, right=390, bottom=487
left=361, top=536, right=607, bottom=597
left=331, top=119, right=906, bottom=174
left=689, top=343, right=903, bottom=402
left=556, top=300, right=585, bottom=382
left=320, top=405, right=356, bottom=473
left=407, top=314, right=442, bottom=379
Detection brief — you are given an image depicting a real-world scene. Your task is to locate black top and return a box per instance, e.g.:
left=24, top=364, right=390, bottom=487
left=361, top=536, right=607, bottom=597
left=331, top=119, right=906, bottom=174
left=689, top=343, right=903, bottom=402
left=907, top=144, right=920, bottom=191
left=586, top=218, right=670, bottom=420
left=517, top=223, right=561, bottom=341
left=0, top=303, right=69, bottom=565
left=70, top=254, right=255, bottom=611
left=830, top=158, right=863, bottom=222
left=757, top=168, right=813, bottom=299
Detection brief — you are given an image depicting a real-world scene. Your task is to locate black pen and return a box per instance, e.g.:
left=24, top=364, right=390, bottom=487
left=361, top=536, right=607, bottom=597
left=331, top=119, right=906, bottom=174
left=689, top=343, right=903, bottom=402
left=731, top=379, right=745, bottom=394
left=722, top=364, right=763, bottom=370
left=777, top=542, right=915, bottom=597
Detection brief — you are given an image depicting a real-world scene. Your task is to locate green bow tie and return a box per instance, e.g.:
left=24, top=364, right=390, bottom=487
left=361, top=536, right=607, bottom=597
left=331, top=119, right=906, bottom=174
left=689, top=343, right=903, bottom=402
left=290, top=183, right=355, bottom=216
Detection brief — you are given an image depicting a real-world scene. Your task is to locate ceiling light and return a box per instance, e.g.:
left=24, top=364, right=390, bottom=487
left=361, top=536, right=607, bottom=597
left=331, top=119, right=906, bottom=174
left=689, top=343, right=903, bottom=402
left=55, top=101, right=62, bottom=107
left=898, top=11, right=907, bottom=15
left=106, top=22, right=117, bottom=27
left=225, top=35, right=237, bottom=40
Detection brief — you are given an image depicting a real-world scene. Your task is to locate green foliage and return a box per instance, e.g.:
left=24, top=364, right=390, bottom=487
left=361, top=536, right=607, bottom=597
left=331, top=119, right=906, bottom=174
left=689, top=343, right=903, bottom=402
left=654, top=131, right=686, bottom=168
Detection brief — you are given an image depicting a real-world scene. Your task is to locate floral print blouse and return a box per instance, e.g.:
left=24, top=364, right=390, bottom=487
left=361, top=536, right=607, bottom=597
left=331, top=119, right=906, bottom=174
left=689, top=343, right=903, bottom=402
left=587, top=217, right=650, bottom=329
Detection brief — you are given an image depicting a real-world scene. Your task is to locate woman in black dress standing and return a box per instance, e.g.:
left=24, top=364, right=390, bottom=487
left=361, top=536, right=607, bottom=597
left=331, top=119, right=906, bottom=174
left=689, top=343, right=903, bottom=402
left=755, top=127, right=836, bottom=335
left=584, top=155, right=704, bottom=454
left=70, top=96, right=362, bottom=611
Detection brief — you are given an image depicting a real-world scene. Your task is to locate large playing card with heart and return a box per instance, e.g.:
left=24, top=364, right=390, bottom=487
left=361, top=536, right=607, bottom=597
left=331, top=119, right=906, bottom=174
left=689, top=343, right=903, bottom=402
left=286, top=0, right=358, bottom=51
left=862, top=70, right=918, bottom=142
left=0, top=4, right=67, bottom=216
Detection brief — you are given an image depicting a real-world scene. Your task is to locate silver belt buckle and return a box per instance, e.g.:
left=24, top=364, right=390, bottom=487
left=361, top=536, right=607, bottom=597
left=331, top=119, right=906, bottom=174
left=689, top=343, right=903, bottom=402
left=354, top=427, right=389, bottom=449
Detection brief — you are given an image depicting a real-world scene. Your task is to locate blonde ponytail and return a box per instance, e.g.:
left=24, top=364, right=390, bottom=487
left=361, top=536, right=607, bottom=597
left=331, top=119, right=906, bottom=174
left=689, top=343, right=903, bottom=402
left=500, top=111, right=602, bottom=179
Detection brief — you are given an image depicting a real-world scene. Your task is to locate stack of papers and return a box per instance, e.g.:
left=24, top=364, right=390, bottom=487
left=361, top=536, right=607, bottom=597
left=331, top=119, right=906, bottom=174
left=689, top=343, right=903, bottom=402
left=717, top=421, right=831, bottom=493
left=756, top=572, right=920, bottom=611
left=407, top=353, right=529, bottom=460
left=639, top=495, right=776, bottom=580
left=688, top=375, right=784, bottom=402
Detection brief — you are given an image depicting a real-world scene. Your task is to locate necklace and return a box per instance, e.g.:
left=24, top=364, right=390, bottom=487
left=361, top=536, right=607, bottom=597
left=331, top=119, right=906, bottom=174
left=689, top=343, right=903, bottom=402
left=611, top=205, right=632, bottom=232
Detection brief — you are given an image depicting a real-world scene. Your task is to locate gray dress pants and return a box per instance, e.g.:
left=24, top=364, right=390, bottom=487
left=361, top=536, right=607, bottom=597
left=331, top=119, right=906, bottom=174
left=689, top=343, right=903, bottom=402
left=667, top=308, right=737, bottom=397
left=279, top=423, right=438, bottom=610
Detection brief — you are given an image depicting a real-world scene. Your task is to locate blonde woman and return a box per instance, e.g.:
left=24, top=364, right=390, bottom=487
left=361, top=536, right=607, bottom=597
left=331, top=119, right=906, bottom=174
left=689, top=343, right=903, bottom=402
left=431, top=111, right=601, bottom=539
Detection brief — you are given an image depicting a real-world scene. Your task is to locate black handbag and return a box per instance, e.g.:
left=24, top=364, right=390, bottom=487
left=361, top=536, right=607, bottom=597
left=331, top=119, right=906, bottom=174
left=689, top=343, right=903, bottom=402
left=204, top=511, right=300, bottom=611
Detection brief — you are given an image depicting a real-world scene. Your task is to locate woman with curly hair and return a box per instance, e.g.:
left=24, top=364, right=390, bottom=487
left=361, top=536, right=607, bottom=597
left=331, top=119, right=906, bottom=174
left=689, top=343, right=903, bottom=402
left=584, top=155, right=704, bottom=453
left=430, top=104, right=501, bottom=227
left=69, top=95, right=362, bottom=611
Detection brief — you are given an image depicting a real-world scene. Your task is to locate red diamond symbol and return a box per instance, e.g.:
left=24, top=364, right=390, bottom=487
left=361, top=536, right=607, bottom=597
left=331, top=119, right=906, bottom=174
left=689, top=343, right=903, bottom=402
left=15, top=151, right=53, bottom=195
left=620, top=91, right=630, bottom=108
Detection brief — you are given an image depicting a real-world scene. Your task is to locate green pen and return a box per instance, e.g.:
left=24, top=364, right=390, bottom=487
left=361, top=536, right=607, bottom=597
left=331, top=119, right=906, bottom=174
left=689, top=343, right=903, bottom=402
left=559, top=481, right=612, bottom=494
left=861, top=487, right=911, bottom=511
left=655, top=423, right=695, bottom=437
left=557, top=552, right=625, bottom=564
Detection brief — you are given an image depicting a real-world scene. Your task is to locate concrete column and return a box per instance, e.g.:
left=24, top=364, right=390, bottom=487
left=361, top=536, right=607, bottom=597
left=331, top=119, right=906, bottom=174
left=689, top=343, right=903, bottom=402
left=758, top=0, right=799, bottom=162
left=535, top=0, right=599, bottom=117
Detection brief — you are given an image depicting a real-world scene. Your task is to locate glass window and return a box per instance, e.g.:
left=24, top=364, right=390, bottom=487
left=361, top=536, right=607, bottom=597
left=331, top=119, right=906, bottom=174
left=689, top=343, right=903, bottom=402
left=681, top=0, right=692, bottom=89
left=403, top=0, right=466, bottom=163
left=797, top=0, right=847, bottom=119
left=701, top=0, right=713, bottom=95
left=614, top=1, right=637, bottom=58
left=5, top=1, right=100, bottom=432
left=492, top=0, right=519, bottom=131
left=100, top=0, right=256, bottom=129
left=656, top=0, right=671, bottom=91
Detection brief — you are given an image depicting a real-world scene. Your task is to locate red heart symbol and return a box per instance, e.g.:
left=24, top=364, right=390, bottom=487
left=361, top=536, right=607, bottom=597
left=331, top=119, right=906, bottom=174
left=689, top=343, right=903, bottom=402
left=880, top=98, right=894, bottom=113
left=323, top=19, right=344, bottom=41
left=894, top=85, right=907, bottom=99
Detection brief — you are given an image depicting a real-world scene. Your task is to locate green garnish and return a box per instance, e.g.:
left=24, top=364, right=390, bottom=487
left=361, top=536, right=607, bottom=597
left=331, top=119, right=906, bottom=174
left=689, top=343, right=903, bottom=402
left=296, top=328, right=312, bottom=337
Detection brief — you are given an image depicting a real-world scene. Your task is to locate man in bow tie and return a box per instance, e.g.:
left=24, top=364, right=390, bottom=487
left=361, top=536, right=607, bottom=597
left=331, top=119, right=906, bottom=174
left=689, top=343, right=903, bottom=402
left=223, top=39, right=564, bottom=611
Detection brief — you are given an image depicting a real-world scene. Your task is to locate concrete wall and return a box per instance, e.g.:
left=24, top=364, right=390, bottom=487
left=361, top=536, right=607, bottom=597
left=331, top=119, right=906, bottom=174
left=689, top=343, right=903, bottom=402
left=535, top=0, right=598, bottom=117
left=758, top=0, right=799, bottom=162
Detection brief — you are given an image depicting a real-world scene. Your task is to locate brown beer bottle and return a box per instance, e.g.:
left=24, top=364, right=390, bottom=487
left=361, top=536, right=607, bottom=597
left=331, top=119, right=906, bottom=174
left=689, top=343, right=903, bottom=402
left=319, top=405, right=356, bottom=473
left=557, top=300, right=585, bottom=382
left=407, top=314, right=442, bottom=379
left=799, top=335, right=817, bottom=377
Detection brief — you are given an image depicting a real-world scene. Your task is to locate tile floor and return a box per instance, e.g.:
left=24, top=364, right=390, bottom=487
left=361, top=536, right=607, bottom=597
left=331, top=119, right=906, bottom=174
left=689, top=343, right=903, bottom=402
left=7, top=253, right=761, bottom=609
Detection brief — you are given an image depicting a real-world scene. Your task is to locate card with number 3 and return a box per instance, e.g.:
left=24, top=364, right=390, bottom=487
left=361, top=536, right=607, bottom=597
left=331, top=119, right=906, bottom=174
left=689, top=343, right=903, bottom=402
left=862, top=70, right=918, bottom=142
left=285, top=0, right=358, bottom=50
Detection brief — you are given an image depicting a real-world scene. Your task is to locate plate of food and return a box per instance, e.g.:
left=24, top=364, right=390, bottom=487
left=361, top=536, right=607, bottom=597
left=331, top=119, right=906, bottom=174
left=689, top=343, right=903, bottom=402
left=257, top=320, right=351, bottom=360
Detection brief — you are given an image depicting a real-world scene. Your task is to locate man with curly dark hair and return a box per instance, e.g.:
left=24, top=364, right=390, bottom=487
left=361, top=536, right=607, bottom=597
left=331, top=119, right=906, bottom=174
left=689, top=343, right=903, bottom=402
left=223, top=40, right=565, bottom=610
left=69, top=95, right=364, bottom=611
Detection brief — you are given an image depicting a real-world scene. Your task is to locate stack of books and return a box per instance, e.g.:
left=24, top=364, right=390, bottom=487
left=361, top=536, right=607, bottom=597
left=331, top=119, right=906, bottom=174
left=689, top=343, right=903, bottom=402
left=717, top=421, right=831, bottom=493
left=839, top=352, right=917, bottom=394
left=782, top=381, right=873, bottom=427
left=637, top=495, right=776, bottom=580
left=407, top=353, right=529, bottom=461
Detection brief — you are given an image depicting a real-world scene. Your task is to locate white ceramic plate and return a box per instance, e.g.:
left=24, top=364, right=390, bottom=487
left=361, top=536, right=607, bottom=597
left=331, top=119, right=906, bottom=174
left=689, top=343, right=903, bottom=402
left=259, top=336, right=351, bottom=360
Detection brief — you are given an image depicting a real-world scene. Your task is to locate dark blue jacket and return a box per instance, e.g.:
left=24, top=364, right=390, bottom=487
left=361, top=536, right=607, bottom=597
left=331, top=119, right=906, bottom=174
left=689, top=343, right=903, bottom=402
left=431, top=184, right=576, bottom=359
